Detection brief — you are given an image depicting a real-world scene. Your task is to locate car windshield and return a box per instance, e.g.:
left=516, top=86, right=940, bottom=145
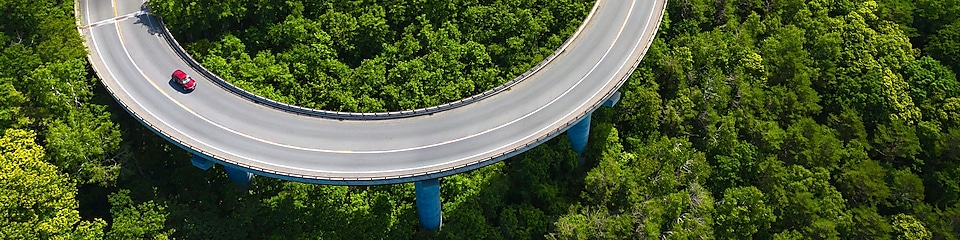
left=184, top=77, right=193, bottom=84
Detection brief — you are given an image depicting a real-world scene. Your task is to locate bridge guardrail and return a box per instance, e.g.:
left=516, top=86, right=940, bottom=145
left=82, top=0, right=665, bottom=184
left=153, top=1, right=601, bottom=120
left=77, top=6, right=292, bottom=182
left=413, top=0, right=668, bottom=181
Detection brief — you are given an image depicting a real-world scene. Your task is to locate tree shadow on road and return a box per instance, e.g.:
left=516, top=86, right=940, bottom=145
left=132, top=2, right=162, bottom=36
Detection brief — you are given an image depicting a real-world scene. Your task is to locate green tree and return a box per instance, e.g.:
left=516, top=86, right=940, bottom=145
left=0, top=0, right=122, bottom=185
left=930, top=165, right=960, bottom=207
left=815, top=1, right=920, bottom=126
left=761, top=160, right=848, bottom=238
left=873, top=120, right=922, bottom=169
left=876, top=0, right=916, bottom=34
left=0, top=129, right=105, bottom=239
left=106, top=189, right=174, bottom=239
left=914, top=0, right=960, bottom=36
left=925, top=21, right=960, bottom=74
left=760, top=25, right=821, bottom=121
left=837, top=159, right=891, bottom=207
left=887, top=168, right=925, bottom=212
left=841, top=206, right=892, bottom=239
left=903, top=56, right=959, bottom=107
left=891, top=214, right=932, bottom=240
left=709, top=141, right=763, bottom=193
left=781, top=118, right=844, bottom=171
left=553, top=135, right=713, bottom=239
left=44, top=104, right=122, bottom=184
left=715, top=186, right=775, bottom=239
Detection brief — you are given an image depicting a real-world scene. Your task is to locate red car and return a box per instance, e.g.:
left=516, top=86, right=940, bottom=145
left=172, top=69, right=196, bottom=91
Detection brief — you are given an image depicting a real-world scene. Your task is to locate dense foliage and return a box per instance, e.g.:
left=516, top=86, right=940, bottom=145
left=2, top=0, right=960, bottom=239
left=1, top=0, right=122, bottom=185
left=0, top=129, right=105, bottom=238
left=0, top=0, right=119, bottom=237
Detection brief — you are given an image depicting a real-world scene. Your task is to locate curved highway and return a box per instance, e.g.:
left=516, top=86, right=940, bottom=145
left=77, top=0, right=666, bottom=185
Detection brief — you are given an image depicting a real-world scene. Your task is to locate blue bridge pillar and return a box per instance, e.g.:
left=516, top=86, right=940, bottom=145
left=567, top=92, right=621, bottom=154
left=191, top=155, right=214, bottom=170
left=603, top=91, right=621, bottom=108
left=224, top=164, right=253, bottom=186
left=567, top=114, right=592, bottom=154
left=415, top=179, right=442, bottom=231
left=190, top=154, right=254, bottom=186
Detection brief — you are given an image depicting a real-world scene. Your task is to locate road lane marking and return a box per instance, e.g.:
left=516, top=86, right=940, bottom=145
left=80, top=10, right=145, bottom=29
left=89, top=0, right=652, bottom=175
left=455, top=0, right=646, bottom=167
left=138, top=1, right=636, bottom=155
left=88, top=0, right=294, bottom=174
left=85, top=0, right=264, bottom=167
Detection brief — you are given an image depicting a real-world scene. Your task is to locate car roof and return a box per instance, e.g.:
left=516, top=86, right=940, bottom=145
left=173, top=69, right=187, bottom=79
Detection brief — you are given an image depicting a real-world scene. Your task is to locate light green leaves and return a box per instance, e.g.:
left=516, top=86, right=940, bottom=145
left=0, top=129, right=106, bottom=239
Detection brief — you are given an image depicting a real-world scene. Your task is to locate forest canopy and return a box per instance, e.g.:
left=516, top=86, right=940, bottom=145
left=1, top=0, right=959, bottom=239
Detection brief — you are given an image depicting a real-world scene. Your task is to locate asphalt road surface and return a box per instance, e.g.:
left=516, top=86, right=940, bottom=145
left=77, top=0, right=667, bottom=184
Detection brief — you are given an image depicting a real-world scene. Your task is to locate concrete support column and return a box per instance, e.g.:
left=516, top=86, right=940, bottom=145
left=603, top=91, right=621, bottom=107
left=191, top=155, right=214, bottom=170
left=224, top=164, right=253, bottom=186
left=191, top=155, right=252, bottom=186
left=567, top=114, right=591, bottom=154
left=415, top=179, right=442, bottom=231
left=567, top=91, right=621, bottom=155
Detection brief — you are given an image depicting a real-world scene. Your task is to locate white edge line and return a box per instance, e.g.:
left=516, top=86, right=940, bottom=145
left=131, top=1, right=632, bottom=156
left=94, top=0, right=649, bottom=175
